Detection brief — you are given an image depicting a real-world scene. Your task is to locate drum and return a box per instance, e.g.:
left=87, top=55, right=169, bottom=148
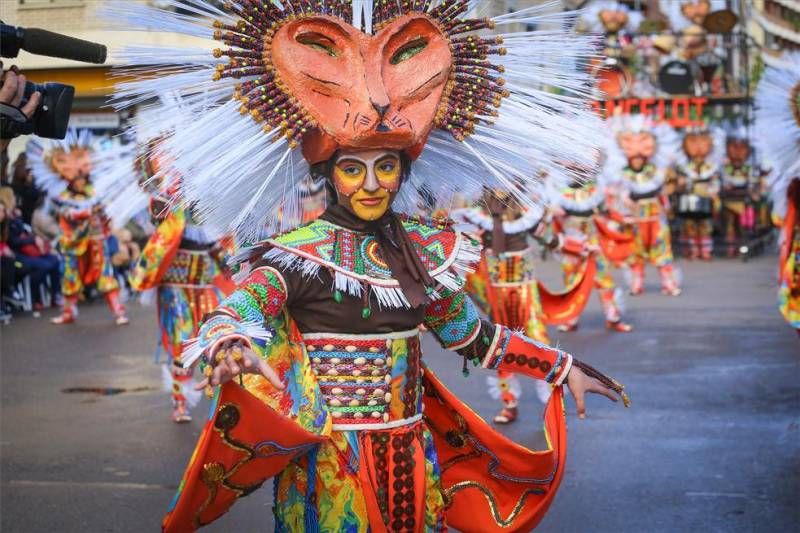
left=659, top=60, right=694, bottom=95
left=677, top=194, right=713, bottom=219
left=592, top=61, right=634, bottom=99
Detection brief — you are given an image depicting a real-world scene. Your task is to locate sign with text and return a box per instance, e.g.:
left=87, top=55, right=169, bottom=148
left=592, top=97, right=708, bottom=127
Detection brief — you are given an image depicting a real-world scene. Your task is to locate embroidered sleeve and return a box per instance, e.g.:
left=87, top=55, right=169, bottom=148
left=424, top=288, right=571, bottom=385
left=183, top=266, right=287, bottom=366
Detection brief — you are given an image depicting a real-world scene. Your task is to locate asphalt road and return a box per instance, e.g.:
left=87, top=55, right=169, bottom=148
left=1, top=254, right=798, bottom=532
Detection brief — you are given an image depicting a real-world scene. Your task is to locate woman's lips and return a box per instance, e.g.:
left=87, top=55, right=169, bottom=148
left=357, top=197, right=384, bottom=206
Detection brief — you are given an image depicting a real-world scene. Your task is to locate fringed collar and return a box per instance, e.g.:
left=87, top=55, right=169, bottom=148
left=455, top=205, right=545, bottom=235
left=233, top=216, right=481, bottom=310
left=622, top=165, right=665, bottom=196
left=557, top=184, right=605, bottom=214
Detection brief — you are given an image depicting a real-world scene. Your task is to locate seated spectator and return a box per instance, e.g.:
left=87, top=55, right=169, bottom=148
left=0, top=203, right=29, bottom=319
left=7, top=210, right=61, bottom=313
left=11, top=153, right=43, bottom=225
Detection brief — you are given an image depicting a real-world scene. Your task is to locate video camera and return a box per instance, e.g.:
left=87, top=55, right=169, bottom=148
left=0, top=23, right=107, bottom=140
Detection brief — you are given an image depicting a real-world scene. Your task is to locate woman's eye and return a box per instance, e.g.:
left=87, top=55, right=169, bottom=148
left=390, top=38, right=428, bottom=65
left=296, top=32, right=338, bottom=57
left=344, top=166, right=361, bottom=175
left=379, top=162, right=396, bottom=172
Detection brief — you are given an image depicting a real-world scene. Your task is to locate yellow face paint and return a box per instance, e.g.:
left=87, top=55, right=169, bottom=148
left=332, top=150, right=401, bottom=221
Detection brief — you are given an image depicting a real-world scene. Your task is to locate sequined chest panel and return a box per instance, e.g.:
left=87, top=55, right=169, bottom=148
left=161, top=249, right=219, bottom=287
left=303, top=329, right=423, bottom=431
left=486, top=249, right=536, bottom=286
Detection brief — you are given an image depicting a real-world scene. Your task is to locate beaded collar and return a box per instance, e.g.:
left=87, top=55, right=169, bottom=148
left=234, top=217, right=481, bottom=310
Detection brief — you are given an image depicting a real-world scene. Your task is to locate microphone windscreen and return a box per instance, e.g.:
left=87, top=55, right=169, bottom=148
left=22, top=28, right=107, bottom=65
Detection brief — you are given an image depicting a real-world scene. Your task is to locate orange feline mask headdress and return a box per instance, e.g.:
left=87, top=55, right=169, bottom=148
left=108, top=0, right=603, bottom=241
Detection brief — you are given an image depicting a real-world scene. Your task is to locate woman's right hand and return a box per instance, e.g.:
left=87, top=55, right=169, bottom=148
left=196, top=338, right=284, bottom=390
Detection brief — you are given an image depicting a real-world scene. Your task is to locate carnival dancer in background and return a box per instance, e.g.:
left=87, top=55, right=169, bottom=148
left=27, top=130, right=128, bottom=325
left=456, top=189, right=561, bottom=423
left=755, top=52, right=800, bottom=336
left=129, top=149, right=234, bottom=423
left=578, top=1, right=642, bottom=100
left=606, top=116, right=681, bottom=296
left=108, top=1, right=629, bottom=531
left=551, top=166, right=634, bottom=333
left=720, top=124, right=757, bottom=257
left=674, top=127, right=723, bottom=260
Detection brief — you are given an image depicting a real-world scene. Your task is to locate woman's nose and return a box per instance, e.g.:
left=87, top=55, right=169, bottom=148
left=362, top=169, right=380, bottom=192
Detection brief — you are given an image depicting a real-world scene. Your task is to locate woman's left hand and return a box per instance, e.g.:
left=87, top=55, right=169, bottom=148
left=565, top=366, right=620, bottom=419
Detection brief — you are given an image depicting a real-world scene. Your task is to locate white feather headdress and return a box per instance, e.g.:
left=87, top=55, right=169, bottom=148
left=664, top=0, right=726, bottom=32
left=26, top=129, right=95, bottom=200
left=101, top=0, right=604, bottom=243
left=602, top=114, right=681, bottom=185
left=580, top=1, right=642, bottom=34
left=754, top=52, right=800, bottom=219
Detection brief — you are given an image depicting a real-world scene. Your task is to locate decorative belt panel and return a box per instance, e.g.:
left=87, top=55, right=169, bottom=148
left=303, top=329, right=423, bottom=431
left=162, top=249, right=217, bottom=287
left=486, top=250, right=536, bottom=286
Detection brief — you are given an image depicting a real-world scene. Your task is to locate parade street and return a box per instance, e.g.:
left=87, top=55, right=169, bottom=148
left=1, top=255, right=798, bottom=533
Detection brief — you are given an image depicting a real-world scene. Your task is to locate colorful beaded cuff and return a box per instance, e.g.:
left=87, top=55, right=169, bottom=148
left=181, top=314, right=273, bottom=368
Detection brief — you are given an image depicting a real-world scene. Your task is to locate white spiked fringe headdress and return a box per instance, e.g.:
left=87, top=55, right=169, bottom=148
left=580, top=1, right=642, bottom=34
left=602, top=114, right=681, bottom=185
left=103, top=0, right=604, bottom=243
left=755, top=52, right=800, bottom=219
left=664, top=0, right=726, bottom=32
left=26, top=129, right=95, bottom=200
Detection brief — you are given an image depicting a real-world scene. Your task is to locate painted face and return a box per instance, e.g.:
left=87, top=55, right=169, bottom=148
left=683, top=132, right=713, bottom=161
left=271, top=14, right=452, bottom=164
left=726, top=139, right=750, bottom=166
left=599, top=10, right=629, bottom=33
left=619, top=132, right=656, bottom=171
left=332, top=149, right=402, bottom=221
left=50, top=148, right=91, bottom=182
left=681, top=1, right=711, bottom=25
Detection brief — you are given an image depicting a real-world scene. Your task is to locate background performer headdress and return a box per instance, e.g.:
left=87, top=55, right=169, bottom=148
left=754, top=52, right=800, bottom=218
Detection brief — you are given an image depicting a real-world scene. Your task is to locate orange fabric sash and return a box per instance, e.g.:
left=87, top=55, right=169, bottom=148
left=594, top=217, right=635, bottom=264
left=539, top=255, right=597, bottom=325
left=130, top=210, right=186, bottom=291
left=162, top=368, right=567, bottom=532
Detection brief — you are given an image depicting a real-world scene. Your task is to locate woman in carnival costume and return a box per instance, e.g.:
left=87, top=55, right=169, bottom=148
left=108, top=1, right=629, bottom=530
left=27, top=130, right=129, bottom=325
left=605, top=115, right=682, bottom=296
left=550, top=158, right=634, bottom=333
left=755, top=52, right=800, bottom=336
left=456, top=188, right=597, bottom=424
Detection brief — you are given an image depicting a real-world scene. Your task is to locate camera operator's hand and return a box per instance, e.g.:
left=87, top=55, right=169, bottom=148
left=1, top=63, right=41, bottom=150
left=1, top=63, right=41, bottom=118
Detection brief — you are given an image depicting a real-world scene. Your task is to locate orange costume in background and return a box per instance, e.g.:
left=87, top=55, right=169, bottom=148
left=26, top=131, right=128, bottom=325
left=459, top=201, right=595, bottom=423
left=609, top=122, right=681, bottom=296
left=552, top=182, right=634, bottom=332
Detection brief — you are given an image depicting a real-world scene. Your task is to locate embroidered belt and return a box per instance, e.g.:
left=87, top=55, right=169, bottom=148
left=302, top=329, right=423, bottom=431
left=486, top=249, right=536, bottom=286
left=162, top=249, right=219, bottom=287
